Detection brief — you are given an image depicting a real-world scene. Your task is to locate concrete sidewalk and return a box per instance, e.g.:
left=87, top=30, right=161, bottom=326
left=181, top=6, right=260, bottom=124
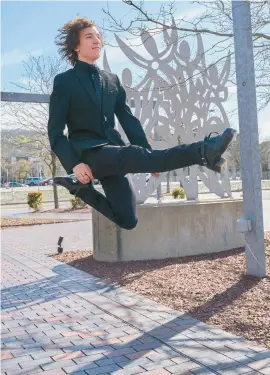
left=1, top=227, right=270, bottom=374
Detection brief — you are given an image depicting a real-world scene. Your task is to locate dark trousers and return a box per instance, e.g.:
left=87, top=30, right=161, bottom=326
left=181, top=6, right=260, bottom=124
left=75, top=143, right=201, bottom=230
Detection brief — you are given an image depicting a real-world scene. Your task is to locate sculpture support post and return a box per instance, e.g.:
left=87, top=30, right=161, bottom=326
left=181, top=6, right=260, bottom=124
left=154, top=124, right=162, bottom=201
left=232, top=1, right=266, bottom=277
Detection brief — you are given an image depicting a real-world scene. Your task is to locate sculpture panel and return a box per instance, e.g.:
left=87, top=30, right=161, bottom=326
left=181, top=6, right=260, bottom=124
left=104, top=23, right=232, bottom=202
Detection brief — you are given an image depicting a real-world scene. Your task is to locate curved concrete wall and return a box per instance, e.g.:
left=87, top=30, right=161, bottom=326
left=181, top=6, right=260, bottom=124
left=93, top=199, right=244, bottom=262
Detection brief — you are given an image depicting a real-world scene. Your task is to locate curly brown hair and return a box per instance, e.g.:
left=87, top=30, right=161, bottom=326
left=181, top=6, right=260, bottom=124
left=55, top=17, right=104, bottom=66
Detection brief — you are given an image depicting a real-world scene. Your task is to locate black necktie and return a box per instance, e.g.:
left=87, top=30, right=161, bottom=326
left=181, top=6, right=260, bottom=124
left=91, top=66, right=102, bottom=102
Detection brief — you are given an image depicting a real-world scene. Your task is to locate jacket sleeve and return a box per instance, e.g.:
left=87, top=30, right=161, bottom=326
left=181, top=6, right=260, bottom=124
left=114, top=75, right=152, bottom=151
left=47, top=74, right=81, bottom=174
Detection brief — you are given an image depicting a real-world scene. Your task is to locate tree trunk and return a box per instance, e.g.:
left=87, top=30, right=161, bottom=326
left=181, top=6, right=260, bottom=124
left=51, top=151, right=59, bottom=209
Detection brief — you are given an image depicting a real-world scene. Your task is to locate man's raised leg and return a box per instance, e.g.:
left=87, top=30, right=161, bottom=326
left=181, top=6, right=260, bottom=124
left=54, top=128, right=236, bottom=192
left=72, top=175, right=137, bottom=230
left=83, top=128, right=236, bottom=180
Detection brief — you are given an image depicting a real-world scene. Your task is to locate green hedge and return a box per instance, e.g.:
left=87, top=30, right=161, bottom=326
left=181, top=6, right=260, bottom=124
left=70, top=196, right=87, bottom=209
left=171, top=187, right=186, bottom=199
left=27, top=191, right=43, bottom=211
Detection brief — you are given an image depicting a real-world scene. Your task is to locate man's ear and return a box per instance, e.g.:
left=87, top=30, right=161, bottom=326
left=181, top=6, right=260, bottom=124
left=73, top=45, right=80, bottom=53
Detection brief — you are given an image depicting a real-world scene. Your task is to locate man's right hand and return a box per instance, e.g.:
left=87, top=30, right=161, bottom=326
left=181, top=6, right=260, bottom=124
left=73, top=163, right=94, bottom=184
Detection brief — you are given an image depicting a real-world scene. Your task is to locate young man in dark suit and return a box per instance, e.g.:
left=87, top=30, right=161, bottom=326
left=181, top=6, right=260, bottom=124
left=48, top=17, right=236, bottom=230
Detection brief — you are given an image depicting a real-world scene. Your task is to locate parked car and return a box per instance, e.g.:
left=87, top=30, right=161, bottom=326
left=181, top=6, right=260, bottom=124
left=42, top=177, right=54, bottom=186
left=25, top=177, right=45, bottom=186
left=4, top=181, right=28, bottom=188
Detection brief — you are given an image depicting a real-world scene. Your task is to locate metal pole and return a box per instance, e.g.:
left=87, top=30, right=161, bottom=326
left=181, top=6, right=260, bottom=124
left=154, top=123, right=162, bottom=201
left=232, top=1, right=266, bottom=277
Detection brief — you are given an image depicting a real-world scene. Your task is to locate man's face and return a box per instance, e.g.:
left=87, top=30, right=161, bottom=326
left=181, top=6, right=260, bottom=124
left=75, top=26, right=102, bottom=62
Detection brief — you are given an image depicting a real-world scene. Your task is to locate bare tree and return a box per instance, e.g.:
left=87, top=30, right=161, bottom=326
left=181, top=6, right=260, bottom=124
left=1, top=157, right=12, bottom=183
left=260, top=140, right=270, bottom=171
left=16, top=160, right=30, bottom=181
left=102, top=0, right=269, bottom=110
left=227, top=133, right=241, bottom=170
left=2, top=55, right=70, bottom=208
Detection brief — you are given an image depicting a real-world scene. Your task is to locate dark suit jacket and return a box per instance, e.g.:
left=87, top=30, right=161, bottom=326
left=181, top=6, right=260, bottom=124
left=47, top=61, right=152, bottom=174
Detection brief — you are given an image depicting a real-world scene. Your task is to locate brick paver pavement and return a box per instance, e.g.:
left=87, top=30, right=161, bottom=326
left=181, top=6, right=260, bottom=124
left=1, top=224, right=270, bottom=375
left=1, top=221, right=93, bottom=254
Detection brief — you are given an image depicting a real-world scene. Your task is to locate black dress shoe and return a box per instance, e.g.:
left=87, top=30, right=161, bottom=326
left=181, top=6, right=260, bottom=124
left=199, top=127, right=237, bottom=173
left=53, top=177, right=89, bottom=195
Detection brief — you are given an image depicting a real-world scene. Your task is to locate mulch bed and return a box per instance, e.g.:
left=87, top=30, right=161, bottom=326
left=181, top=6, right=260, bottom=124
left=51, top=232, right=270, bottom=349
left=39, top=206, right=92, bottom=214
left=41, top=206, right=92, bottom=214
left=1, top=217, right=84, bottom=229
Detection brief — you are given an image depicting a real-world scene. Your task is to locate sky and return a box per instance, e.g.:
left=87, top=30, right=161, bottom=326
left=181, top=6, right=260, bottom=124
left=1, top=0, right=270, bottom=141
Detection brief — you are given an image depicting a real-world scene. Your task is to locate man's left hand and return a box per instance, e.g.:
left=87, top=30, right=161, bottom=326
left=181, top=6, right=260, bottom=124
left=151, top=173, right=160, bottom=177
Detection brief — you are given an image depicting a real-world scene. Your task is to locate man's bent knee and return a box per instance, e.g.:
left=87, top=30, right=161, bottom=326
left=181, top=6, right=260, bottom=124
left=118, top=216, right=138, bottom=230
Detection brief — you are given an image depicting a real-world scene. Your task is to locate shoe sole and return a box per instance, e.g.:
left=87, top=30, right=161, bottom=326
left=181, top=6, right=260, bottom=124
left=53, top=177, right=89, bottom=192
left=211, top=128, right=237, bottom=173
